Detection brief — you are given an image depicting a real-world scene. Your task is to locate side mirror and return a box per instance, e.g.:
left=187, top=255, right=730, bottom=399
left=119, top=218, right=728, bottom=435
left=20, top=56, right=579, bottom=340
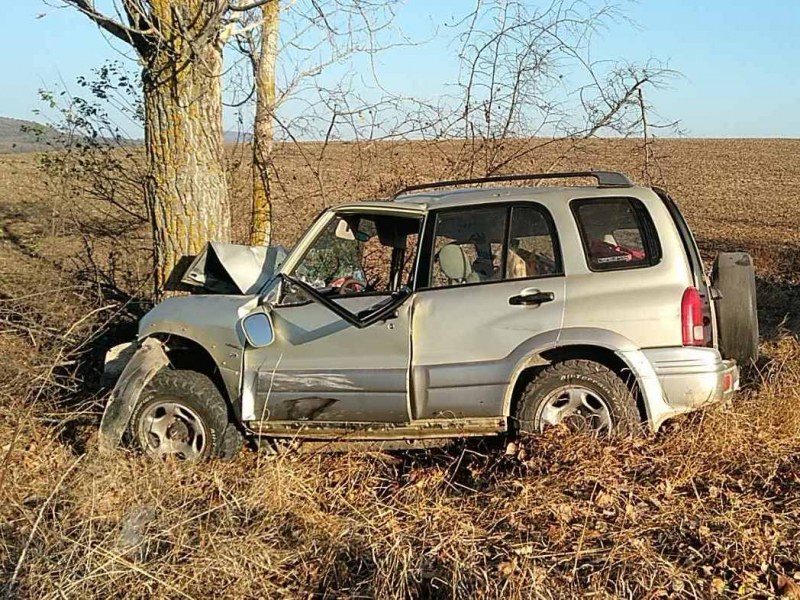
left=241, top=311, right=275, bottom=347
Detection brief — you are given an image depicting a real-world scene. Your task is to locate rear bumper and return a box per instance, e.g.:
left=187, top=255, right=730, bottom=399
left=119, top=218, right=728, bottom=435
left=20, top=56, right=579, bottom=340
left=643, top=347, right=739, bottom=412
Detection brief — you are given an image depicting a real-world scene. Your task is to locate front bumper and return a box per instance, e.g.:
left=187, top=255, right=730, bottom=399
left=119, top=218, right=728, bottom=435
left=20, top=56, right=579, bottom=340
left=98, top=338, right=170, bottom=452
left=101, top=341, right=136, bottom=388
left=643, top=347, right=739, bottom=412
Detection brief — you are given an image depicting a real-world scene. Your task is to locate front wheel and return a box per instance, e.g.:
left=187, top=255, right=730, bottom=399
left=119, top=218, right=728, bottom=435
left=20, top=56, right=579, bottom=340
left=128, top=370, right=243, bottom=461
left=516, top=360, right=642, bottom=436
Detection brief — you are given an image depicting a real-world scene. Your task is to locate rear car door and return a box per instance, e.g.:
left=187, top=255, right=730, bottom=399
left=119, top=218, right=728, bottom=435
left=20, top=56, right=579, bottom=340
left=409, top=203, right=566, bottom=419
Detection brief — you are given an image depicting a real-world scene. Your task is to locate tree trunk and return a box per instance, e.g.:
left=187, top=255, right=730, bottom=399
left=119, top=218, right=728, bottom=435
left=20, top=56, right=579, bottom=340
left=249, top=0, right=280, bottom=247
left=142, top=1, right=231, bottom=293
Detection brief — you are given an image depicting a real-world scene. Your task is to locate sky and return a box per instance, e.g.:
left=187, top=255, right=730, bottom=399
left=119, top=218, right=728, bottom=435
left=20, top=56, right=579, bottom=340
left=1, top=1, right=798, bottom=138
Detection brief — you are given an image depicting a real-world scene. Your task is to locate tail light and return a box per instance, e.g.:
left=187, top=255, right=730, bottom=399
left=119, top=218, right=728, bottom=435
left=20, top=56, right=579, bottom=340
left=681, top=287, right=705, bottom=346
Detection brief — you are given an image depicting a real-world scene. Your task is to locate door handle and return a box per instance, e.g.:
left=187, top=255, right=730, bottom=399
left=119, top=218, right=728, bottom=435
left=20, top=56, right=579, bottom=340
left=509, top=289, right=555, bottom=306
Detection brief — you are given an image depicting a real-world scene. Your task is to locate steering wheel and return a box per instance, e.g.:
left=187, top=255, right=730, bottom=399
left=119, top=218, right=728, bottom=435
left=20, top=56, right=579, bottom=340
left=330, top=276, right=365, bottom=295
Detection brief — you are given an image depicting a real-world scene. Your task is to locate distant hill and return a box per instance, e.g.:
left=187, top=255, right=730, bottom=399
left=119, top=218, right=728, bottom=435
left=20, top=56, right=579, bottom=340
left=0, top=116, right=250, bottom=153
left=224, top=130, right=253, bottom=143
left=0, top=116, right=67, bottom=154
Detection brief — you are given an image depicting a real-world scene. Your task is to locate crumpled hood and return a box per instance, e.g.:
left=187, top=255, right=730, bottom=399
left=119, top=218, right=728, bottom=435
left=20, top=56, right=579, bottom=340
left=178, top=242, right=287, bottom=294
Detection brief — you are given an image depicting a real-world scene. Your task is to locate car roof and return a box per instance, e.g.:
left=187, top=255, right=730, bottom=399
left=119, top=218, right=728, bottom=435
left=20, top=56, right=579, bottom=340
left=333, top=185, right=654, bottom=213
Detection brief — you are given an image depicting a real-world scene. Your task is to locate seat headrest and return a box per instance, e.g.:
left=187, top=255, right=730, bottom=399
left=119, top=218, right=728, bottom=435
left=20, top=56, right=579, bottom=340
left=438, top=243, right=470, bottom=281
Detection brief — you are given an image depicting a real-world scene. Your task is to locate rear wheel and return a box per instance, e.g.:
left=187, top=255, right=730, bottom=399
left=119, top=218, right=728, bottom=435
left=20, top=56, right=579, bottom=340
left=128, top=370, right=242, bottom=461
left=516, top=360, right=642, bottom=436
left=712, top=252, right=759, bottom=366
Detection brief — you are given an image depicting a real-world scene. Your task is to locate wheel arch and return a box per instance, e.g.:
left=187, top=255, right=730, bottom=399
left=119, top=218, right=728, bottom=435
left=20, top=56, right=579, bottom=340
left=147, top=332, right=242, bottom=421
left=502, top=328, right=654, bottom=424
left=98, top=333, right=244, bottom=454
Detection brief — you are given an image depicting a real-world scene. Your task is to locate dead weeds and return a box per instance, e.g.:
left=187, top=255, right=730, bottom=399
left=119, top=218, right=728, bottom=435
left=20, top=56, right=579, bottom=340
left=2, top=139, right=800, bottom=598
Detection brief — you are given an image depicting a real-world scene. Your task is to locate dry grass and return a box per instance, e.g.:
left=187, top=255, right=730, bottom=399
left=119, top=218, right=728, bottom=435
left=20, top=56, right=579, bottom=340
left=2, top=138, right=800, bottom=598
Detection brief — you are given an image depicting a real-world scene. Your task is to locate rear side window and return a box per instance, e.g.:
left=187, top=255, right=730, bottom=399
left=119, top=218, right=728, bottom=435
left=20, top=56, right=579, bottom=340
left=430, top=207, right=507, bottom=287
left=425, top=203, right=562, bottom=288
left=506, top=205, right=560, bottom=279
left=572, top=198, right=661, bottom=271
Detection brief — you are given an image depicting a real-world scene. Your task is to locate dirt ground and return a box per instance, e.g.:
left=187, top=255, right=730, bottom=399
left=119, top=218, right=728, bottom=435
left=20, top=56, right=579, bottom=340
left=2, top=138, right=800, bottom=598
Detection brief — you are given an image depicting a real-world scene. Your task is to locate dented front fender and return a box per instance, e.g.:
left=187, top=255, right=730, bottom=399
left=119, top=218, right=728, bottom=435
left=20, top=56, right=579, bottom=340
left=97, top=337, right=170, bottom=452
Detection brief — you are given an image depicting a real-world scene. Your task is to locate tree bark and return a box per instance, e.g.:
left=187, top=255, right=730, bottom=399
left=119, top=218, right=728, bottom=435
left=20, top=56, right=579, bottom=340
left=141, top=0, right=231, bottom=293
left=249, top=0, right=279, bottom=247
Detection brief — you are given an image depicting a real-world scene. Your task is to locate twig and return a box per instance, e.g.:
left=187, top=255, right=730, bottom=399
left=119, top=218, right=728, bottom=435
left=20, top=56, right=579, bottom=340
left=8, top=454, right=84, bottom=589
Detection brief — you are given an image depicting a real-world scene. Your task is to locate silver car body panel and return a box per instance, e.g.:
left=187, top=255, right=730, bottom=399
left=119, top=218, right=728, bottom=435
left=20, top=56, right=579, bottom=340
left=242, top=294, right=412, bottom=422
left=644, top=346, right=739, bottom=410
left=410, top=277, right=565, bottom=419
left=98, top=337, right=170, bottom=450
left=239, top=205, right=424, bottom=423
left=181, top=242, right=287, bottom=294
left=138, top=294, right=257, bottom=400
left=553, top=189, right=693, bottom=348
left=247, top=416, right=506, bottom=439
left=98, top=295, right=259, bottom=448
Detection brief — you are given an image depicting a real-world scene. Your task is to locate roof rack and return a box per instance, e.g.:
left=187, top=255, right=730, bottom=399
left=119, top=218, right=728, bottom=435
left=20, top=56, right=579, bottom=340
left=391, top=170, right=633, bottom=199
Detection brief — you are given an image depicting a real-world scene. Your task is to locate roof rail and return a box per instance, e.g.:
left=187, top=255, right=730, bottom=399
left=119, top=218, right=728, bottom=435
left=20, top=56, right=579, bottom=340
left=391, top=170, right=633, bottom=199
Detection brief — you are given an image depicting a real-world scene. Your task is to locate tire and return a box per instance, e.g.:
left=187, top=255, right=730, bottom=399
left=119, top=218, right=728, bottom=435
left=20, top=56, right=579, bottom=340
left=516, top=360, right=642, bottom=437
left=128, top=369, right=243, bottom=461
left=711, top=252, right=759, bottom=366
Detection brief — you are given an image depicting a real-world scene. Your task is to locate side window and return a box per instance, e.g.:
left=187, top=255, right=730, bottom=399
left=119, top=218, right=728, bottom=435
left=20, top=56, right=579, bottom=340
left=572, top=198, right=660, bottom=271
left=284, top=213, right=421, bottom=304
left=292, top=216, right=365, bottom=288
left=506, top=205, right=561, bottom=279
left=428, top=204, right=561, bottom=288
left=431, top=207, right=507, bottom=287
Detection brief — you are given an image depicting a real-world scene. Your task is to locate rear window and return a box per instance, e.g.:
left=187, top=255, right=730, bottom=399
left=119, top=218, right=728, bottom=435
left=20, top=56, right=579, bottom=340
left=571, top=198, right=661, bottom=271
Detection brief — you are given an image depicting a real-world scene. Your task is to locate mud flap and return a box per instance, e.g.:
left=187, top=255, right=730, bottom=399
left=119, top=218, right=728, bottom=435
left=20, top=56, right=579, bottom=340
left=97, top=338, right=170, bottom=453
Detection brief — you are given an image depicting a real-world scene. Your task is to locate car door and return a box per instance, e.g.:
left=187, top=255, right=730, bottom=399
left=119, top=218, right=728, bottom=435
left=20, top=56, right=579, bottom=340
left=241, top=209, right=421, bottom=425
left=409, top=203, right=566, bottom=420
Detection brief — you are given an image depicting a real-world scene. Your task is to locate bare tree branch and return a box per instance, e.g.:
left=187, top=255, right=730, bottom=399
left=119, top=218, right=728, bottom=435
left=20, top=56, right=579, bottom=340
left=229, top=0, right=276, bottom=11
left=61, top=0, right=153, bottom=49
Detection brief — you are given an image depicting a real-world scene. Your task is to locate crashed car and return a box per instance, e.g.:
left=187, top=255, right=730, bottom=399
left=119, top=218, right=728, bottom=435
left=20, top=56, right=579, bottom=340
left=100, top=171, right=758, bottom=460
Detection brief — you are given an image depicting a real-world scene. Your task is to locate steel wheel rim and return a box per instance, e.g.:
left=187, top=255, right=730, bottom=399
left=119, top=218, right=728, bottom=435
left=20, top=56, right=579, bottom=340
left=536, top=385, right=613, bottom=433
left=136, top=400, right=208, bottom=461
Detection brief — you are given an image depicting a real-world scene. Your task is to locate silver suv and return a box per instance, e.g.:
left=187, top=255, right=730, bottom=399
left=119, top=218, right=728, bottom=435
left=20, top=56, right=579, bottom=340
left=100, top=171, right=757, bottom=460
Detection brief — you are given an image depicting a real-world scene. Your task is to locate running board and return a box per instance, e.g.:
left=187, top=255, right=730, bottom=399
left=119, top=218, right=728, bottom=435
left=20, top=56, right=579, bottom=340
left=258, top=438, right=452, bottom=454
left=245, top=416, right=507, bottom=440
